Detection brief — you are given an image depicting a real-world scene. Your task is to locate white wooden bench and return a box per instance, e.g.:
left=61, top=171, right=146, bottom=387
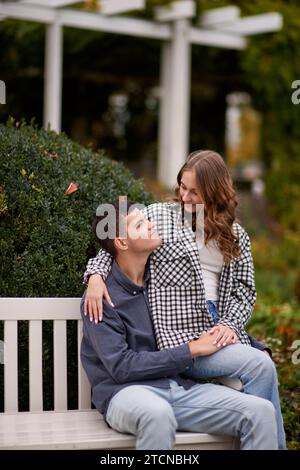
left=0, top=298, right=239, bottom=450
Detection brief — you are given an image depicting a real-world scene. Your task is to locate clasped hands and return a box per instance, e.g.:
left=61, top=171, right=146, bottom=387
left=208, top=324, right=239, bottom=348
left=189, top=325, right=239, bottom=357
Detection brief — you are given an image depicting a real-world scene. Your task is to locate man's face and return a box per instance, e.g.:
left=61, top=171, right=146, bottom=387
left=120, top=208, right=161, bottom=254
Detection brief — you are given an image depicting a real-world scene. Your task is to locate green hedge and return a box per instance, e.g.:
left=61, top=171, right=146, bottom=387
left=0, top=119, right=154, bottom=297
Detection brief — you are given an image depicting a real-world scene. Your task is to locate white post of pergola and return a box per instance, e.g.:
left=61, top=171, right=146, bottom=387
left=44, top=20, right=63, bottom=132
left=159, top=19, right=191, bottom=188
left=157, top=1, right=194, bottom=188
left=158, top=41, right=172, bottom=184
left=0, top=80, right=6, bottom=104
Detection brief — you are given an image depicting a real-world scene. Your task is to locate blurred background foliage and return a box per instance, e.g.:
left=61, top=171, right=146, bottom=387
left=0, top=0, right=299, bottom=448
left=1, top=0, right=300, bottom=234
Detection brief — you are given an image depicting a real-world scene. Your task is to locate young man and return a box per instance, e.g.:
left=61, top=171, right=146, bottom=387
left=80, top=202, right=278, bottom=450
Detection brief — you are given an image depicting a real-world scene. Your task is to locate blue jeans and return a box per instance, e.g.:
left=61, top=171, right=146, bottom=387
left=106, top=380, right=278, bottom=450
left=182, top=300, right=286, bottom=449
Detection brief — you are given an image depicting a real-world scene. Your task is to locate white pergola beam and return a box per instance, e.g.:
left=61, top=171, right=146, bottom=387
left=200, top=6, right=241, bottom=27
left=44, top=21, right=63, bottom=132
left=190, top=27, right=246, bottom=50
left=21, top=0, right=80, bottom=7
left=0, top=2, right=56, bottom=23
left=59, top=8, right=170, bottom=39
left=99, top=0, right=145, bottom=16
left=155, top=0, right=195, bottom=22
left=1, top=3, right=275, bottom=45
left=0, top=2, right=171, bottom=40
left=214, top=13, right=283, bottom=36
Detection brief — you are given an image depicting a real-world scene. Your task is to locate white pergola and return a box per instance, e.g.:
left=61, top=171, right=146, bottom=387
left=0, top=1, right=283, bottom=187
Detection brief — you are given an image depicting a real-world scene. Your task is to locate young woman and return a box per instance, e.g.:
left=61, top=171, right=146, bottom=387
left=84, top=150, right=286, bottom=449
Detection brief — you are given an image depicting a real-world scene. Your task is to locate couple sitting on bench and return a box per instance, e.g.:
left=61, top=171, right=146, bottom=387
left=81, top=151, right=285, bottom=450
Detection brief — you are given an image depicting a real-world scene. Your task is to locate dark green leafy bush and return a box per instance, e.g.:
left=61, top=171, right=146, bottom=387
left=0, top=119, right=154, bottom=297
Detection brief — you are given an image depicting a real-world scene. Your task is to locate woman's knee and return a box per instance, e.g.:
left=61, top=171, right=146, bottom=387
left=256, top=396, right=276, bottom=418
left=257, top=351, right=277, bottom=378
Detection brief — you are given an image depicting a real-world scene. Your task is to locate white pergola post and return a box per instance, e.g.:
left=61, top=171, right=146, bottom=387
left=159, top=18, right=191, bottom=188
left=0, top=80, right=6, bottom=104
left=158, top=41, right=171, bottom=185
left=44, top=20, right=63, bottom=132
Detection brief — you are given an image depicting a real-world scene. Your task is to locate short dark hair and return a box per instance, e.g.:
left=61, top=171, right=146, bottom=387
left=92, top=198, right=134, bottom=257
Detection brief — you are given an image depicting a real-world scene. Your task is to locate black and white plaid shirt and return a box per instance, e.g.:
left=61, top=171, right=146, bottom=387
left=84, top=203, right=255, bottom=349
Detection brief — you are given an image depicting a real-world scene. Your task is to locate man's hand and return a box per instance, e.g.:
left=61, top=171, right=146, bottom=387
left=188, top=331, right=225, bottom=357
left=208, top=325, right=239, bottom=347
left=84, top=274, right=114, bottom=323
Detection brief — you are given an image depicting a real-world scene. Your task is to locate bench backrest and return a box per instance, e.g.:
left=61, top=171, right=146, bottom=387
left=0, top=298, right=91, bottom=413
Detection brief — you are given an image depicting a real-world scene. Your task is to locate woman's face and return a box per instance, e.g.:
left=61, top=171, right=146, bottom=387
left=179, top=170, right=204, bottom=213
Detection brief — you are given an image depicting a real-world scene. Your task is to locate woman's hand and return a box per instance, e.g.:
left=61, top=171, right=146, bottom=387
left=208, top=325, right=239, bottom=347
left=189, top=331, right=221, bottom=357
left=84, top=274, right=114, bottom=323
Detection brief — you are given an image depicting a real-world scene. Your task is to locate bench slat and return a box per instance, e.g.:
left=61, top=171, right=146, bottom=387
left=4, top=321, right=18, bottom=412
left=54, top=320, right=67, bottom=411
left=0, top=410, right=238, bottom=450
left=77, top=319, right=91, bottom=410
left=0, top=298, right=80, bottom=320
left=29, top=320, right=43, bottom=411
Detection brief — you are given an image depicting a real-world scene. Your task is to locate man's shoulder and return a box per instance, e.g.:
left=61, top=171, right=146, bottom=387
left=102, top=300, right=126, bottom=331
left=105, top=270, right=115, bottom=288
left=102, top=299, right=118, bottom=318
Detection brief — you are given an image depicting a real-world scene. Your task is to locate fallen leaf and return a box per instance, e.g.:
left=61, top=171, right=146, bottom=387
left=64, top=182, right=79, bottom=196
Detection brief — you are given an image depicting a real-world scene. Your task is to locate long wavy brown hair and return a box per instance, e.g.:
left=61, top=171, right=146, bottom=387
left=174, top=150, right=240, bottom=264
